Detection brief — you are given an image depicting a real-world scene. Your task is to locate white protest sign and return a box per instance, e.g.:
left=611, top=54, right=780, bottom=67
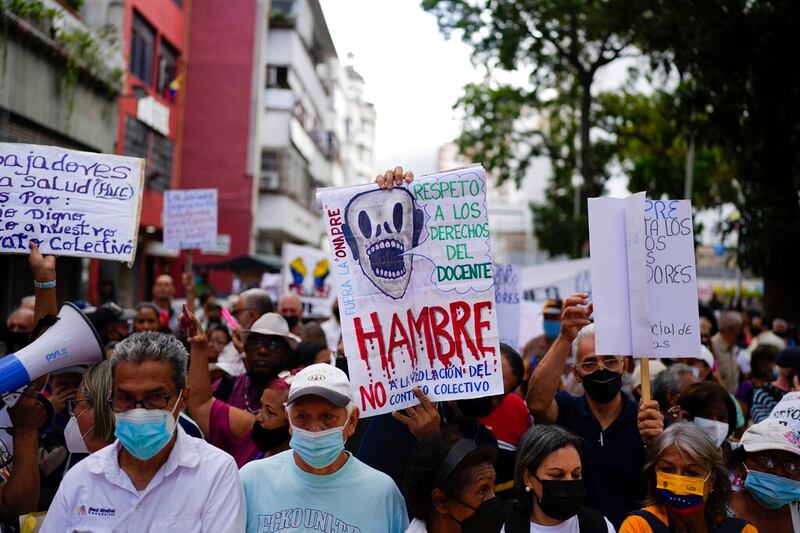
left=769, top=391, right=800, bottom=433
left=494, top=263, right=521, bottom=350
left=0, top=143, right=144, bottom=262
left=281, top=243, right=336, bottom=318
left=317, top=165, right=503, bottom=417
left=163, top=189, right=218, bottom=251
left=588, top=194, right=701, bottom=358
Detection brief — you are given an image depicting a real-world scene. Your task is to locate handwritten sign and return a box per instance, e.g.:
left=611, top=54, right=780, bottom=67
left=494, top=263, right=521, bottom=350
left=281, top=243, right=336, bottom=318
left=316, top=165, right=503, bottom=417
left=163, top=189, right=218, bottom=251
left=0, top=143, right=144, bottom=262
left=588, top=193, right=700, bottom=358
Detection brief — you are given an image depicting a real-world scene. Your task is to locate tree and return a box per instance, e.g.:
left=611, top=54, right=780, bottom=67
left=422, top=0, right=645, bottom=255
left=631, top=1, right=800, bottom=321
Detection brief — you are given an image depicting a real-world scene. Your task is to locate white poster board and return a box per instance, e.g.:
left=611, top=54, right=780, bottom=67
left=0, top=143, right=144, bottom=263
left=494, top=263, right=521, bottom=350
left=281, top=243, right=336, bottom=318
left=521, top=258, right=592, bottom=303
left=163, top=189, right=218, bottom=251
left=316, top=165, right=503, bottom=417
left=588, top=194, right=701, bottom=358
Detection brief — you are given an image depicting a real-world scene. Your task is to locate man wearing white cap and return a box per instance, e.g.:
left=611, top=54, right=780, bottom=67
left=729, top=392, right=800, bottom=532
left=240, top=363, right=409, bottom=533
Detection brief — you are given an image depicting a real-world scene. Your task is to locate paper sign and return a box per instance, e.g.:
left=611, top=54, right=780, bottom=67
left=281, top=243, right=336, bottom=318
left=0, top=143, right=144, bottom=262
left=163, top=189, right=217, bottom=251
left=316, top=165, right=503, bottom=417
left=521, top=258, right=592, bottom=303
left=589, top=194, right=701, bottom=358
left=769, top=391, right=800, bottom=433
left=494, top=263, right=521, bottom=350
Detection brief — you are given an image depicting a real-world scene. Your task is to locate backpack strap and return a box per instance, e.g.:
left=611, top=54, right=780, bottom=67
left=627, top=509, right=673, bottom=533
left=575, top=507, right=609, bottom=533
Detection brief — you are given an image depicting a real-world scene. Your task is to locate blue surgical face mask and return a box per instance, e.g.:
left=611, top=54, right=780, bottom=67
left=290, top=421, right=348, bottom=469
left=744, top=467, right=800, bottom=509
left=543, top=320, right=560, bottom=340
left=114, top=391, right=182, bottom=461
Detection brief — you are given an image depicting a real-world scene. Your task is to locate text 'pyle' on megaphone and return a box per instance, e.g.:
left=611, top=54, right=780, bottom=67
left=0, top=302, right=104, bottom=397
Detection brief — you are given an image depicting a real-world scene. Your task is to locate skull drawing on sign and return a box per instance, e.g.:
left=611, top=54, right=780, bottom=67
left=343, top=188, right=424, bottom=299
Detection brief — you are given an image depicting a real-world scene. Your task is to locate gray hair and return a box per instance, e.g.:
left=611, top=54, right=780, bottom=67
left=240, top=288, right=274, bottom=317
left=642, top=422, right=730, bottom=522
left=652, top=363, right=695, bottom=408
left=514, top=425, right=583, bottom=515
left=80, top=360, right=115, bottom=443
left=718, top=311, right=743, bottom=332
left=571, top=323, right=595, bottom=360
left=111, top=331, right=188, bottom=390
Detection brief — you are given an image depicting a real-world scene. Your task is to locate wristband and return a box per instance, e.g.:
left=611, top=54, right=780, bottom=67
left=33, top=279, right=56, bottom=289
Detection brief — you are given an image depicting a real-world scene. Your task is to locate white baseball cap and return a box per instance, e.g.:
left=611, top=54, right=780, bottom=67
left=286, top=363, right=353, bottom=408
left=697, top=345, right=714, bottom=369
left=240, top=313, right=300, bottom=350
left=740, top=419, right=800, bottom=457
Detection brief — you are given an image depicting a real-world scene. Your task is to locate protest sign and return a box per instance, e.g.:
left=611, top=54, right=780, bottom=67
left=521, top=258, right=592, bottom=303
left=163, top=189, right=218, bottom=251
left=494, top=263, right=521, bottom=350
left=588, top=193, right=701, bottom=359
left=317, top=164, right=503, bottom=417
left=281, top=243, right=336, bottom=318
left=0, top=143, right=144, bottom=263
left=769, top=391, right=800, bottom=433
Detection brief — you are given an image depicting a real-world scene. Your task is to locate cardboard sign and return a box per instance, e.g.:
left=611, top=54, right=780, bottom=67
left=588, top=193, right=700, bottom=358
left=494, top=263, right=521, bottom=350
left=316, top=165, right=503, bottom=417
left=281, top=243, right=336, bottom=318
left=0, top=143, right=144, bottom=262
left=163, top=189, right=218, bottom=251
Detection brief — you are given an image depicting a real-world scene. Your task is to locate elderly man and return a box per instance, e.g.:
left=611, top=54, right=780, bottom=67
left=277, top=294, right=304, bottom=335
left=2, top=306, right=34, bottom=354
left=151, top=274, right=180, bottom=332
left=215, top=313, right=299, bottom=414
left=41, top=332, right=245, bottom=532
left=712, top=310, right=744, bottom=393
left=526, top=293, right=664, bottom=528
left=217, top=288, right=274, bottom=376
left=240, top=363, right=408, bottom=533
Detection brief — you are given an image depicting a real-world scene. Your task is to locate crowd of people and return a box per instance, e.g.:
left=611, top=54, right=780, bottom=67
left=0, top=167, right=797, bottom=532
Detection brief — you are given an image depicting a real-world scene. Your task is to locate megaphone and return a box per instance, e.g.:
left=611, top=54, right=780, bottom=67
left=0, top=302, right=104, bottom=396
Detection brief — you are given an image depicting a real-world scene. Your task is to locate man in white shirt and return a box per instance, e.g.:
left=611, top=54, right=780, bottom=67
left=41, top=331, right=245, bottom=532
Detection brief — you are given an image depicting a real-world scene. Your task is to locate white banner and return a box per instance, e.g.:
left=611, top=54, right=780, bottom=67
left=163, top=189, right=218, bottom=251
left=494, top=263, right=521, bottom=350
left=316, top=165, right=503, bottom=417
left=281, top=243, right=335, bottom=318
left=521, top=258, right=592, bottom=303
left=0, top=143, right=144, bottom=262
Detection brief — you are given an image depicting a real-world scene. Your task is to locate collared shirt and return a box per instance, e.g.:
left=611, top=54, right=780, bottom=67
left=41, top=426, right=245, bottom=533
left=712, top=333, right=740, bottom=394
left=553, top=392, right=645, bottom=528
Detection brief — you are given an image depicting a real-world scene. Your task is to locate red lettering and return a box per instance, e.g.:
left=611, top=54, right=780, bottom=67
left=407, top=307, right=433, bottom=368
left=354, top=312, right=386, bottom=374
left=473, top=300, right=494, bottom=358
left=359, top=382, right=387, bottom=410
left=430, top=306, right=455, bottom=366
left=450, top=300, right=477, bottom=363
left=386, top=313, right=411, bottom=375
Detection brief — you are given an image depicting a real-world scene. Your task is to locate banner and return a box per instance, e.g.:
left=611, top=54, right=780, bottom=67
left=494, top=263, right=521, bottom=350
left=281, top=243, right=335, bottom=318
left=0, top=143, right=144, bottom=263
left=163, top=189, right=218, bottom=251
left=521, top=258, right=592, bottom=303
left=588, top=193, right=701, bottom=358
left=317, top=165, right=503, bottom=417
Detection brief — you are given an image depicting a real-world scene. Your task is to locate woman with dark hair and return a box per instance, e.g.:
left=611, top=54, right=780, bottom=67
left=403, top=426, right=504, bottom=532
left=736, top=345, right=779, bottom=418
left=133, top=302, right=165, bottom=333
left=620, top=423, right=755, bottom=533
left=674, top=382, right=737, bottom=451
left=293, top=340, right=331, bottom=367
left=503, top=425, right=614, bottom=533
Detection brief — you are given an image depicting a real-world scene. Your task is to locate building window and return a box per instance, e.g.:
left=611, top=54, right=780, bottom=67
left=130, top=12, right=155, bottom=85
left=266, top=65, right=289, bottom=89
left=171, top=0, right=183, bottom=7
left=260, top=150, right=280, bottom=190
left=123, top=116, right=173, bottom=191
left=157, top=39, right=179, bottom=98
left=123, top=116, right=148, bottom=159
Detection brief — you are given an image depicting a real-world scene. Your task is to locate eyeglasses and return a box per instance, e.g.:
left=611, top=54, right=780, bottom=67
left=67, top=398, right=91, bottom=417
left=231, top=307, right=254, bottom=317
left=109, top=392, right=180, bottom=413
left=748, top=454, right=800, bottom=476
left=576, top=357, right=623, bottom=373
left=245, top=337, right=289, bottom=353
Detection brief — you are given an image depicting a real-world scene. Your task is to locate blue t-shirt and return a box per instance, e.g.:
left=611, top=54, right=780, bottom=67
left=240, top=449, right=409, bottom=533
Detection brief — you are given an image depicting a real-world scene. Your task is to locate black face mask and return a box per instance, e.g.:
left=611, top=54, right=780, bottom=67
left=251, top=421, right=290, bottom=452
left=452, top=496, right=506, bottom=533
left=282, top=315, right=299, bottom=330
left=534, top=477, right=585, bottom=521
left=581, top=368, right=622, bottom=404
left=455, top=396, right=497, bottom=419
